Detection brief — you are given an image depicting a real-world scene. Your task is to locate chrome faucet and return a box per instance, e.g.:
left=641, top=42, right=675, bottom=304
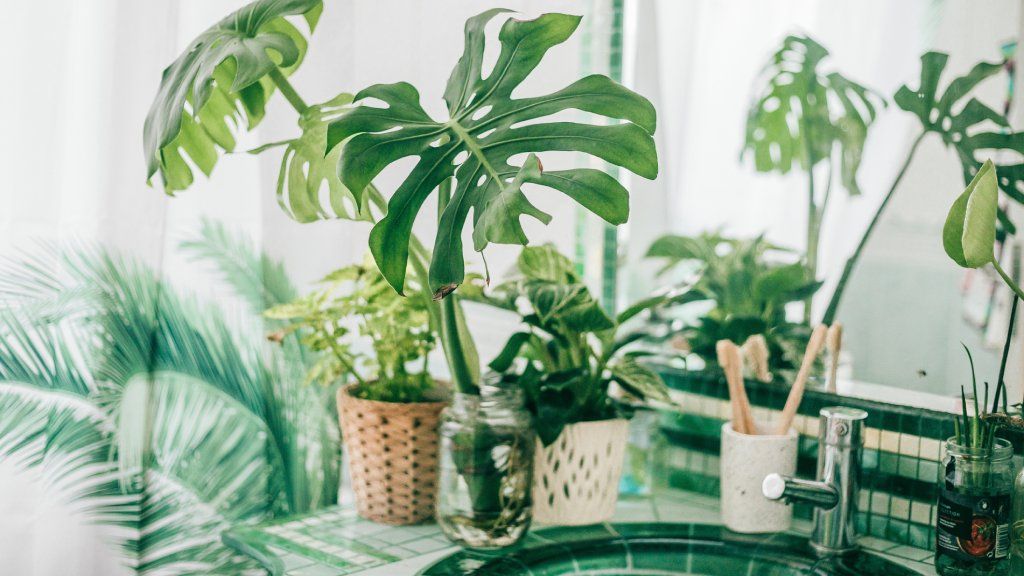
left=762, top=406, right=868, bottom=556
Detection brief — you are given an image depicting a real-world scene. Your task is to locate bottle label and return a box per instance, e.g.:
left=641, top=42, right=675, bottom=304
left=936, top=489, right=1010, bottom=561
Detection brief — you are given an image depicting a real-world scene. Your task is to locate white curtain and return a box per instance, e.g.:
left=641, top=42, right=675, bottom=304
left=0, top=1, right=592, bottom=573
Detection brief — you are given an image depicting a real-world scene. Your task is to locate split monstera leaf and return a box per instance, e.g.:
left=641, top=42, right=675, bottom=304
left=326, top=9, right=658, bottom=298
left=943, top=160, right=1024, bottom=299
left=144, top=0, right=323, bottom=192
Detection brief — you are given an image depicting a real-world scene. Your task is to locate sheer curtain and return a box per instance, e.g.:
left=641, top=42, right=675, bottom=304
left=0, top=1, right=593, bottom=574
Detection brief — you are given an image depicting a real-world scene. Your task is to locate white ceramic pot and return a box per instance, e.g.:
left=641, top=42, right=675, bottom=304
left=720, top=422, right=798, bottom=533
left=532, top=419, right=629, bottom=526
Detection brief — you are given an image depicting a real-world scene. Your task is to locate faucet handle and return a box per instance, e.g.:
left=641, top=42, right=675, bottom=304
left=762, top=473, right=840, bottom=509
left=819, top=406, right=867, bottom=447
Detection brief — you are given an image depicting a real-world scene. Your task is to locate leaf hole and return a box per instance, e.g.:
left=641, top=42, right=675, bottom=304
left=429, top=135, right=450, bottom=148
left=477, top=175, right=487, bottom=187
left=379, top=126, right=402, bottom=134
left=453, top=151, right=469, bottom=165
left=477, top=128, right=497, bottom=140
left=471, top=105, right=493, bottom=121
left=762, top=97, right=780, bottom=113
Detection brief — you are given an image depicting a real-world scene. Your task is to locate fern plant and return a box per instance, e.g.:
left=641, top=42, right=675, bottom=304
left=143, top=3, right=660, bottom=395
left=265, top=259, right=437, bottom=403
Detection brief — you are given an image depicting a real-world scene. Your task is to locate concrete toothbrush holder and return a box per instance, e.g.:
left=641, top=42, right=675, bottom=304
left=719, top=422, right=798, bottom=534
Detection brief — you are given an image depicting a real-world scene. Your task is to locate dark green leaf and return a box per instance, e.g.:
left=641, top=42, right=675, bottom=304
left=144, top=0, right=323, bottom=192
left=327, top=10, right=658, bottom=295
left=528, top=283, right=614, bottom=333
left=896, top=51, right=1022, bottom=233
left=517, top=244, right=577, bottom=283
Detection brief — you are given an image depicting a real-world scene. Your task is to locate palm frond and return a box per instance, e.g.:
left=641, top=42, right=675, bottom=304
left=0, top=383, right=139, bottom=568
left=180, top=218, right=298, bottom=314
left=0, top=309, right=94, bottom=396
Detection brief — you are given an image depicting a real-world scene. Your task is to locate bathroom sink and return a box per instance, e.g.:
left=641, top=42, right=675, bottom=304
left=420, top=523, right=922, bottom=575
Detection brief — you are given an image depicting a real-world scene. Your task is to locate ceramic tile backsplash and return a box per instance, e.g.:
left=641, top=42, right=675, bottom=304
left=655, top=366, right=1024, bottom=550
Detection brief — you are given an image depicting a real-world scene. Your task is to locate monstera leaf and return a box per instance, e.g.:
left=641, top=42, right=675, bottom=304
left=144, top=0, right=322, bottom=192
left=253, top=92, right=374, bottom=223
left=896, top=51, right=1024, bottom=234
left=326, top=9, right=658, bottom=297
left=743, top=35, right=883, bottom=196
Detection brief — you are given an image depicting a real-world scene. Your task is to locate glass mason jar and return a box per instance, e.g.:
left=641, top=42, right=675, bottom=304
left=436, top=376, right=534, bottom=550
left=936, top=437, right=1014, bottom=576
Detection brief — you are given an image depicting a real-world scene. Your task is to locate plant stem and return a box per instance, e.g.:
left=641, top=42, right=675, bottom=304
left=995, top=295, right=1017, bottom=413
left=822, top=131, right=927, bottom=325
left=267, top=68, right=309, bottom=114
left=993, top=259, right=1024, bottom=301
left=802, top=115, right=819, bottom=326
left=366, top=183, right=478, bottom=393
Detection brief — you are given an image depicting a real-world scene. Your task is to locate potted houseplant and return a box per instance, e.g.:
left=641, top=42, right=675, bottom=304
left=467, top=245, right=676, bottom=525
left=645, top=232, right=820, bottom=379
left=266, top=260, right=445, bottom=525
left=143, top=1, right=659, bottom=542
left=941, top=160, right=1024, bottom=574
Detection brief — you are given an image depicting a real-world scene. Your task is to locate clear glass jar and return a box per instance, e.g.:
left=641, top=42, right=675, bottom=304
left=936, top=437, right=1013, bottom=576
left=436, top=376, right=534, bottom=550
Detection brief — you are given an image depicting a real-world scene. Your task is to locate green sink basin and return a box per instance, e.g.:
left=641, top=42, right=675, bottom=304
left=420, top=524, right=921, bottom=575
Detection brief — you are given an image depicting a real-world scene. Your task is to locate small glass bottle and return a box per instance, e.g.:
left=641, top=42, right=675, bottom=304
left=936, top=437, right=1013, bottom=575
left=436, top=374, right=534, bottom=550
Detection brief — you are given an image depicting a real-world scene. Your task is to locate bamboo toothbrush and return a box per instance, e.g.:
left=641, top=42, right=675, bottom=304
left=826, top=323, right=843, bottom=393
left=742, top=334, right=772, bottom=383
left=776, top=325, right=828, bottom=435
left=718, top=340, right=756, bottom=434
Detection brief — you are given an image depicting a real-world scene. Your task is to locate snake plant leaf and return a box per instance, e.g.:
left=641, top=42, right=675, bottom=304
left=943, top=160, right=998, bottom=268
left=252, top=92, right=373, bottom=223
left=144, top=0, right=322, bottom=192
left=743, top=35, right=883, bottom=195
left=326, top=10, right=658, bottom=297
left=896, top=52, right=1023, bottom=233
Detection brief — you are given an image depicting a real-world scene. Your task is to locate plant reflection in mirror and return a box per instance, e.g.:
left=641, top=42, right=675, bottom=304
left=645, top=232, right=820, bottom=378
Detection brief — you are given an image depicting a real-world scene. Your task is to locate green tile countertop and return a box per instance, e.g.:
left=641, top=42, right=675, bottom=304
left=222, top=488, right=935, bottom=575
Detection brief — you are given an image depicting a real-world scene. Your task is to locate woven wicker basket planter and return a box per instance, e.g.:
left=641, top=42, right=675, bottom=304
left=337, top=384, right=446, bottom=525
left=531, top=418, right=629, bottom=526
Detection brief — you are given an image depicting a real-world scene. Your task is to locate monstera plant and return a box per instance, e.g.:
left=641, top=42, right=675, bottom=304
left=823, top=51, right=1024, bottom=323
left=144, top=2, right=659, bottom=396
left=743, top=34, right=884, bottom=322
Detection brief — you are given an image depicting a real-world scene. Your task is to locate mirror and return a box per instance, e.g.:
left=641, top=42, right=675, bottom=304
left=618, top=0, right=1024, bottom=411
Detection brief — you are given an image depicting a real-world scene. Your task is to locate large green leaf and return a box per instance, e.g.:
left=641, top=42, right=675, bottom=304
left=943, top=160, right=997, bottom=268
left=144, top=0, right=322, bottom=192
left=896, top=52, right=1023, bottom=233
left=743, top=35, right=883, bottom=195
left=608, top=356, right=671, bottom=403
left=326, top=10, right=658, bottom=296
left=253, top=92, right=375, bottom=223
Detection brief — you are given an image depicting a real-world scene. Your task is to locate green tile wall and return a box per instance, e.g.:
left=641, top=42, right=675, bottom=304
left=655, top=365, right=1024, bottom=550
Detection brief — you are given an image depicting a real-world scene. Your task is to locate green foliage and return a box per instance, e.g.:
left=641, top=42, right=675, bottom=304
left=646, top=232, right=820, bottom=374
left=326, top=9, right=658, bottom=297
left=469, top=245, right=673, bottom=445
left=252, top=92, right=377, bottom=223
left=897, top=52, right=1024, bottom=235
left=180, top=217, right=298, bottom=312
left=144, top=0, right=322, bottom=192
left=943, top=161, right=1024, bottom=302
left=0, top=238, right=339, bottom=573
left=266, top=258, right=437, bottom=403
left=743, top=35, right=883, bottom=196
